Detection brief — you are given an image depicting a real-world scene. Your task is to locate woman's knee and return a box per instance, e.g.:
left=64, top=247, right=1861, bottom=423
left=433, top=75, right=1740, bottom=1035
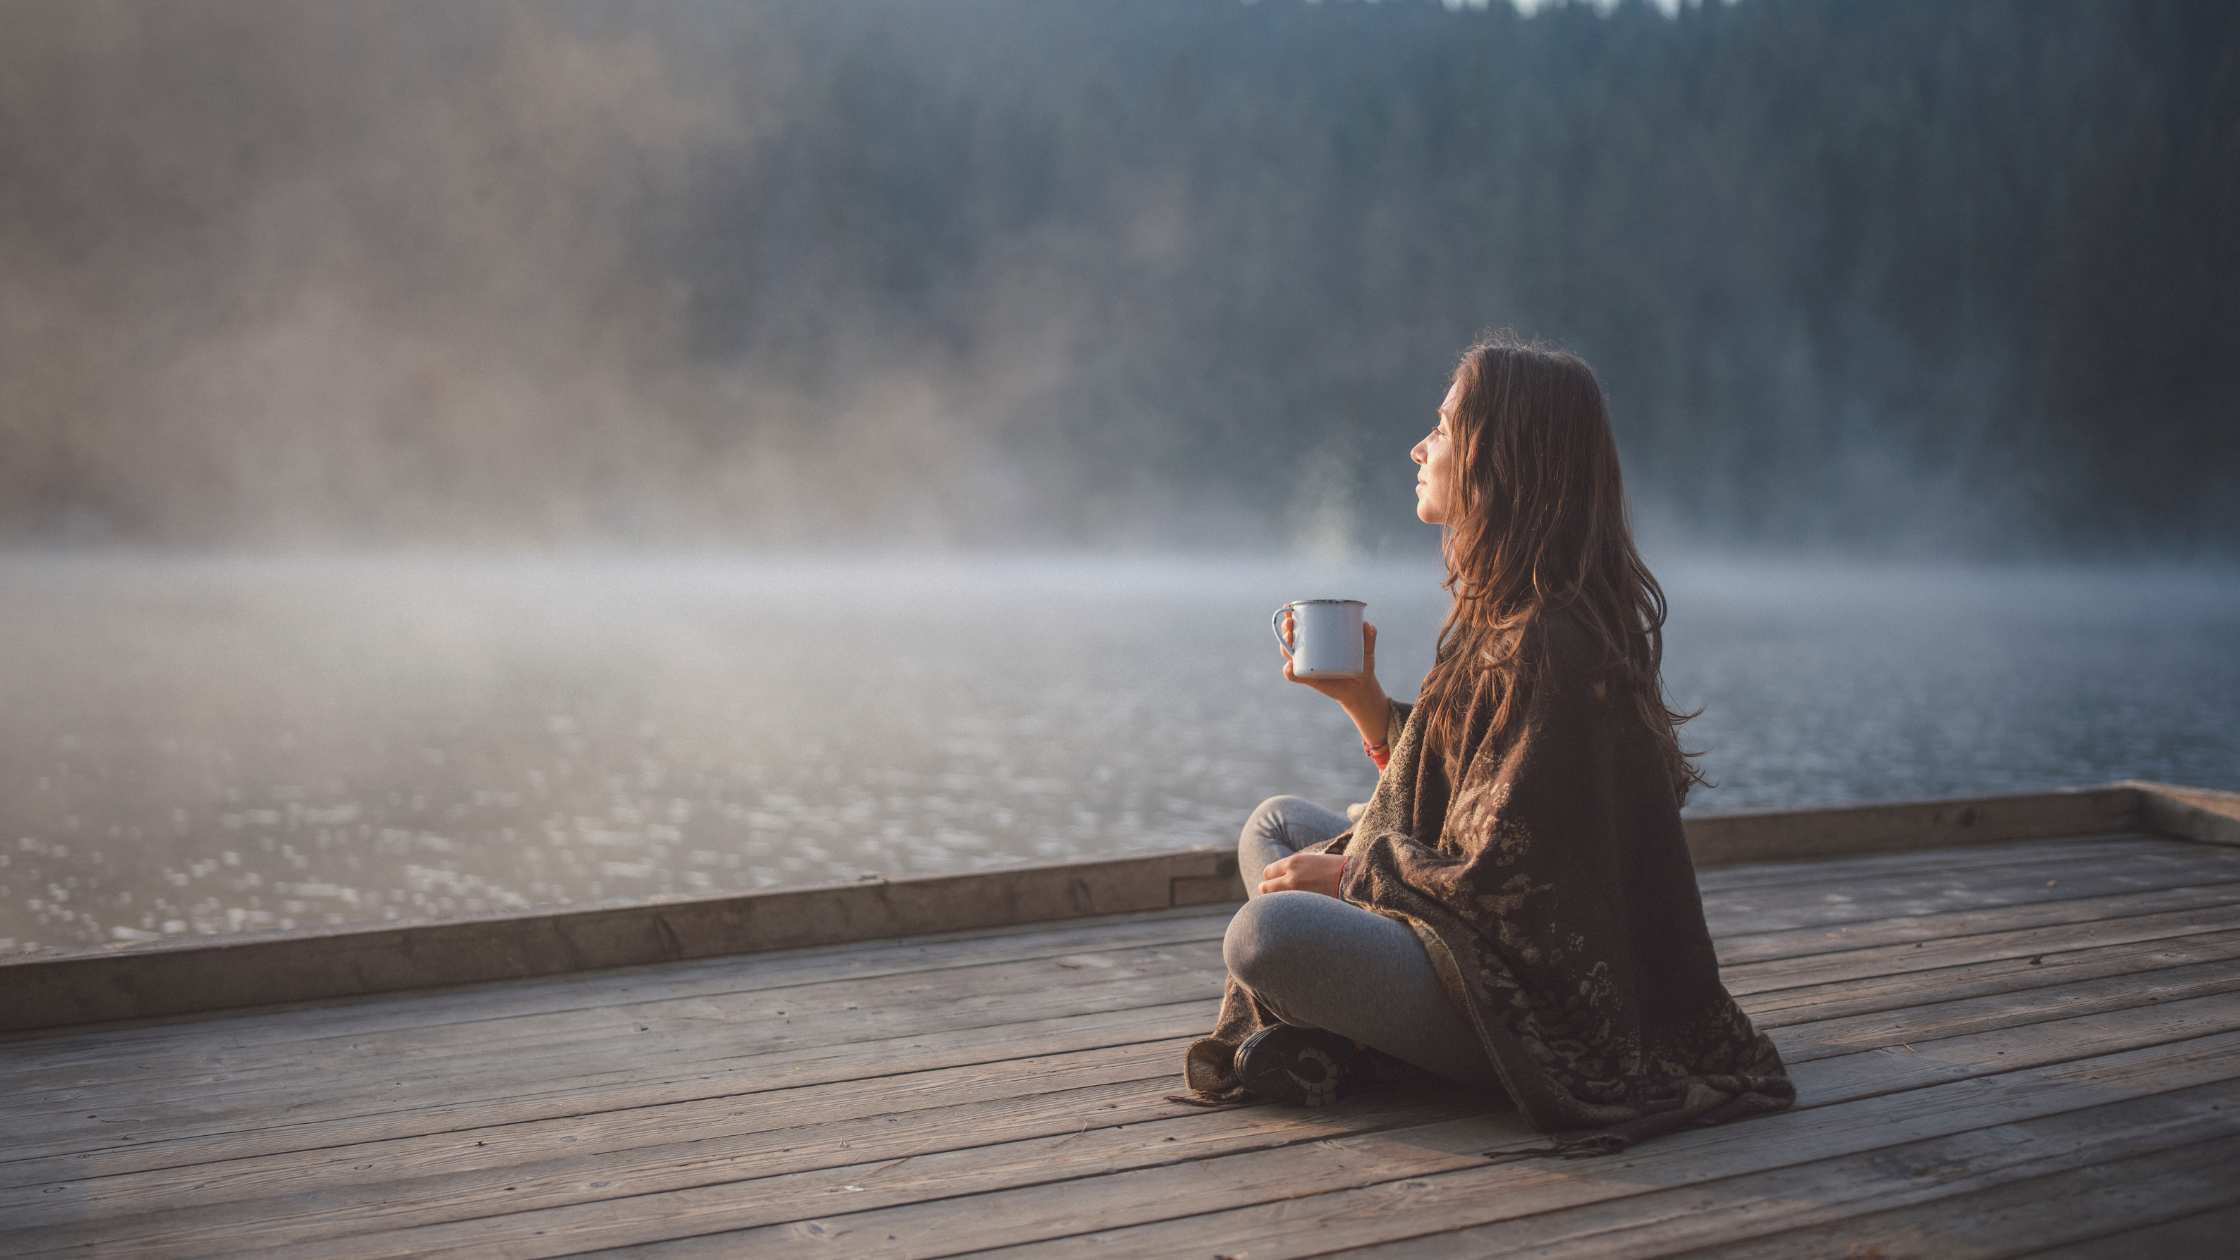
left=1223, top=891, right=1336, bottom=993
left=1239, top=795, right=1311, bottom=848
left=1238, top=796, right=1312, bottom=895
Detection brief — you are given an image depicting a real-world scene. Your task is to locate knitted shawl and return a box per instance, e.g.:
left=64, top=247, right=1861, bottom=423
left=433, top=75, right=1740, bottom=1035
left=1185, top=614, right=1794, bottom=1155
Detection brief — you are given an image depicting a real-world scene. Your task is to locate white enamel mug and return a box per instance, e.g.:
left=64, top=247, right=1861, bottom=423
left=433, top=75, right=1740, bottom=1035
left=1271, top=599, right=1366, bottom=678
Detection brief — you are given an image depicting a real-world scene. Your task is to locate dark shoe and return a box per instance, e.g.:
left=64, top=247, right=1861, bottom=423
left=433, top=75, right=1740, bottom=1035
left=1234, top=1025, right=1374, bottom=1107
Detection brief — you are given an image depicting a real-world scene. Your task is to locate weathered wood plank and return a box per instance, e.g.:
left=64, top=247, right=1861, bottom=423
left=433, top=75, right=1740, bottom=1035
left=1716, top=880, right=2240, bottom=966
left=2020, top=1201, right=2240, bottom=1258
left=4, top=938, right=1229, bottom=1133
left=0, top=1039, right=1188, bottom=1228
left=1765, top=957, right=2240, bottom=1063
left=0, top=847, right=1247, bottom=1033
left=1742, top=925, right=2240, bottom=1030
left=0, top=996, right=1221, bottom=1184
left=9, top=930, right=1224, bottom=1084
left=1790, top=990, right=2240, bottom=1102
left=1691, top=832, right=2189, bottom=894
left=0, top=904, right=1235, bottom=1065
left=2, top=1057, right=1207, bottom=1257
left=562, top=1023, right=2240, bottom=1260
left=1724, top=903, right=2240, bottom=1001
left=1711, top=841, right=2240, bottom=902
left=1644, top=1130, right=2240, bottom=1260
left=1320, top=1079, right=2240, bottom=1259
left=1696, top=849, right=2240, bottom=938
left=2131, top=779, right=2240, bottom=848
left=0, top=974, right=1224, bottom=1173
left=1682, top=784, right=2142, bottom=869
left=1, top=1071, right=1508, bottom=1260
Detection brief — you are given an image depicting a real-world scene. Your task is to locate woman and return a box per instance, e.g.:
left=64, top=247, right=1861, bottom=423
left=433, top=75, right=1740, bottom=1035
left=1181, top=333, right=1793, bottom=1154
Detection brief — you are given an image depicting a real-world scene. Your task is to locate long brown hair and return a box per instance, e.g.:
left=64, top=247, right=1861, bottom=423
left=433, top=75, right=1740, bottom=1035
left=1417, top=331, right=1706, bottom=802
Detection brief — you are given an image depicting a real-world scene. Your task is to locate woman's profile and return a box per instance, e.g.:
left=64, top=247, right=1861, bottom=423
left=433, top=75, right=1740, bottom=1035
left=1182, top=332, right=1794, bottom=1154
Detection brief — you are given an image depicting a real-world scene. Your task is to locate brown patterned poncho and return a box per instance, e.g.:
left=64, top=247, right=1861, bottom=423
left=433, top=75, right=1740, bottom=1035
left=1185, top=614, right=1794, bottom=1155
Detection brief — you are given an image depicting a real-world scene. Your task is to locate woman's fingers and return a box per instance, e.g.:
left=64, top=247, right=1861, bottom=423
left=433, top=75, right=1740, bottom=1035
left=1256, top=852, right=1345, bottom=898
left=1280, top=614, right=1381, bottom=704
left=1256, top=855, right=1289, bottom=895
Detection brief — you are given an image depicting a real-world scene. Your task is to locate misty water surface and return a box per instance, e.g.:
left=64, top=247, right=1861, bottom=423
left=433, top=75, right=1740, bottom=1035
left=3, top=554, right=2236, bottom=955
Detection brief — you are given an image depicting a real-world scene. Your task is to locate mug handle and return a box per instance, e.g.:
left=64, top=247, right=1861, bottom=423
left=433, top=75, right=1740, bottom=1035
left=1270, top=605, right=1294, bottom=657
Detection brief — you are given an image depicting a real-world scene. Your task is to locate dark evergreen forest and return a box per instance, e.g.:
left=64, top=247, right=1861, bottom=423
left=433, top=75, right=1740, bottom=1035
left=3, top=0, right=2235, bottom=554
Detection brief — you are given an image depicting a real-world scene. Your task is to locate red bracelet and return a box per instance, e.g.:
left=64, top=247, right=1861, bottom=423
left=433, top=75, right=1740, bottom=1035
left=1362, top=738, right=1391, bottom=772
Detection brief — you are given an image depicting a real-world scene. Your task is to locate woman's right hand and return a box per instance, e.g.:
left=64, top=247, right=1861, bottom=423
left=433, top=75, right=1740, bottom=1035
left=1257, top=851, right=1347, bottom=898
left=1278, top=612, right=1395, bottom=749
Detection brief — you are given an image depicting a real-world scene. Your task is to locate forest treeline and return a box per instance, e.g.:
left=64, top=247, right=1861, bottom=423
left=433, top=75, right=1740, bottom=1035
left=2, top=0, right=2235, bottom=554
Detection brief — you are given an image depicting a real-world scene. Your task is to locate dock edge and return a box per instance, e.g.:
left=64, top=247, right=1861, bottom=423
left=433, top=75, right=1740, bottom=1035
left=2, top=780, right=2235, bottom=1033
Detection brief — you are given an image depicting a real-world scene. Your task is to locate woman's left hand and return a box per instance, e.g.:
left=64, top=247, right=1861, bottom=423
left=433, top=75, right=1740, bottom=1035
left=1257, top=852, right=1347, bottom=898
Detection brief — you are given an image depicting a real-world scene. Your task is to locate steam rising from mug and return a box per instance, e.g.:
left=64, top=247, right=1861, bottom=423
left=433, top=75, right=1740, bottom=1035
left=1272, top=600, right=1366, bottom=679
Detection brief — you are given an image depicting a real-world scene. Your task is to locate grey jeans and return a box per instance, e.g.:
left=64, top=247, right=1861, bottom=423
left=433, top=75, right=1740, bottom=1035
left=1226, top=795, right=1505, bottom=1092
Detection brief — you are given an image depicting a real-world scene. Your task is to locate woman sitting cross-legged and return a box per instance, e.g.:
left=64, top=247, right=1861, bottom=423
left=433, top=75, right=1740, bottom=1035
left=1181, top=333, right=1794, bottom=1155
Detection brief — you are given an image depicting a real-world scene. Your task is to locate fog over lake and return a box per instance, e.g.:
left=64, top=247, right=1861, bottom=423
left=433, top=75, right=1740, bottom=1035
left=5, top=554, right=2235, bottom=955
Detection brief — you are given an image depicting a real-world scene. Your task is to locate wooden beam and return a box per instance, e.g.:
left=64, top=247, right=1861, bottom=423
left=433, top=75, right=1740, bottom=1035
left=1680, top=784, right=2143, bottom=868
left=0, top=848, right=1243, bottom=1034
left=2126, top=779, right=2240, bottom=848
left=3, top=781, right=2226, bottom=1031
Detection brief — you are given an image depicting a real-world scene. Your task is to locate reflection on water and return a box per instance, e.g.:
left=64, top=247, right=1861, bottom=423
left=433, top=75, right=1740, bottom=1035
left=3, top=554, right=2236, bottom=954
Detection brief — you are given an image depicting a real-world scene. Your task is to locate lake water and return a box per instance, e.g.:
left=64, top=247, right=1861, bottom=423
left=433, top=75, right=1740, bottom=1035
left=4, top=553, right=2236, bottom=955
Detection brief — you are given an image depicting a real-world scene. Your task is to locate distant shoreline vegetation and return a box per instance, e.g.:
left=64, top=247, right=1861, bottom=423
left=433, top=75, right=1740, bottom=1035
left=1, top=0, right=2232, bottom=556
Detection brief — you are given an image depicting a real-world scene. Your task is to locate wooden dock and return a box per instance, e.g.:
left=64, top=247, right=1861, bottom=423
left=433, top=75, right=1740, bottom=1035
left=4, top=781, right=2239, bottom=1257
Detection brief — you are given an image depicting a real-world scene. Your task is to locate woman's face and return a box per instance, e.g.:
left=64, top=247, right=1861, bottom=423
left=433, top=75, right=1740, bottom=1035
left=1412, top=378, right=1462, bottom=525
